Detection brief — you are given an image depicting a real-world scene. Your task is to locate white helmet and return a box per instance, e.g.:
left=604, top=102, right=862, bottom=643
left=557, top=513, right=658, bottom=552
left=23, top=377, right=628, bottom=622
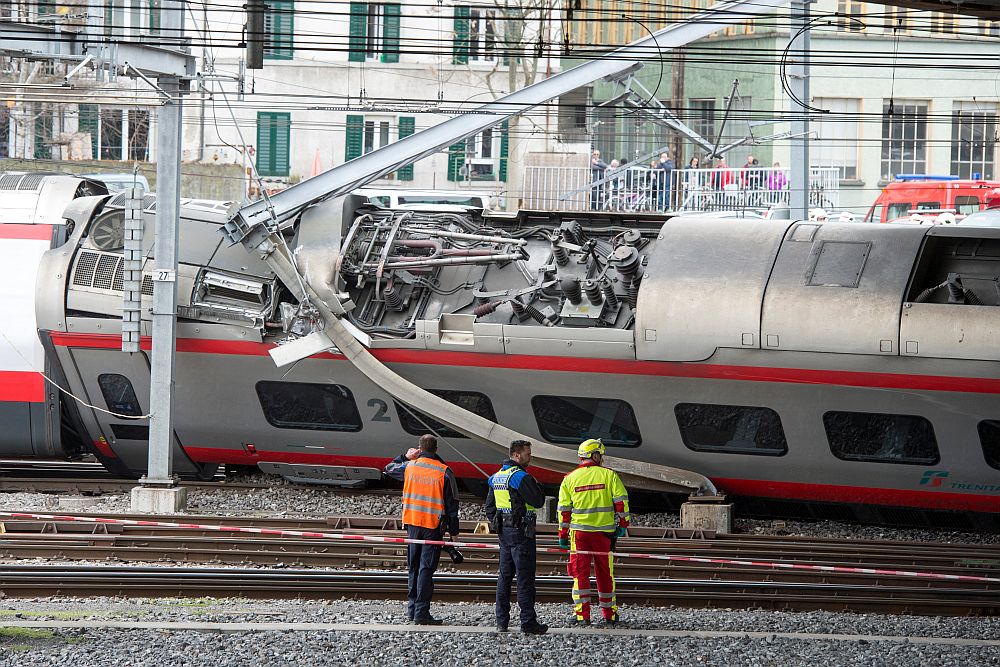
left=934, top=211, right=956, bottom=225
left=838, top=211, right=856, bottom=223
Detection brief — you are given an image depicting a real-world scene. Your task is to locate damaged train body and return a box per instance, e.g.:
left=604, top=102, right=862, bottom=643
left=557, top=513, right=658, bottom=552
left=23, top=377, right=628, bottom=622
left=17, top=179, right=1000, bottom=526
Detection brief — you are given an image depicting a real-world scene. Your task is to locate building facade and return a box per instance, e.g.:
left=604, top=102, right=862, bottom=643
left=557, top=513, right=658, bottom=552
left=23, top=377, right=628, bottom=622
left=567, top=0, right=999, bottom=213
left=188, top=0, right=563, bottom=201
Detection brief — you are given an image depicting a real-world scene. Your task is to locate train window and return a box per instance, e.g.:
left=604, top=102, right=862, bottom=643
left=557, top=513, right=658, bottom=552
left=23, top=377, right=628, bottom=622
left=675, top=404, right=788, bottom=456
left=979, top=421, right=1000, bottom=470
left=255, top=381, right=363, bottom=432
left=110, top=424, right=149, bottom=440
left=395, top=390, right=498, bottom=439
left=823, top=411, right=939, bottom=465
left=97, top=374, right=143, bottom=417
left=531, top=396, right=641, bottom=447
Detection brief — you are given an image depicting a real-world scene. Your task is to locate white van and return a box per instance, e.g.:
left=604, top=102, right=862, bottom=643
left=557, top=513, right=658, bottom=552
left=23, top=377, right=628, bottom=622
left=354, top=188, right=493, bottom=211
left=84, top=173, right=151, bottom=194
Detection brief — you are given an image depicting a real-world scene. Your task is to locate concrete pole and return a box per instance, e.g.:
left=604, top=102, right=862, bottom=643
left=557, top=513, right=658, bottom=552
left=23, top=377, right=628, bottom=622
left=789, top=0, right=811, bottom=219
left=132, top=0, right=187, bottom=512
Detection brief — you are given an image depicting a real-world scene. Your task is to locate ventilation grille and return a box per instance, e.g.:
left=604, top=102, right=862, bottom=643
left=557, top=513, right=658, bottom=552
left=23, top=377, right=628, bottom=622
left=141, top=275, right=154, bottom=295
left=106, top=192, right=156, bottom=210
left=73, top=251, right=101, bottom=287
left=72, top=250, right=135, bottom=292
left=93, top=254, right=119, bottom=290
left=0, top=172, right=50, bottom=191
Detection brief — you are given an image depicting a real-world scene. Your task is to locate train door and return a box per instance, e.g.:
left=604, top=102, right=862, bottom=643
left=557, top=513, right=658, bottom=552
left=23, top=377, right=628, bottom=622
left=66, top=346, right=213, bottom=478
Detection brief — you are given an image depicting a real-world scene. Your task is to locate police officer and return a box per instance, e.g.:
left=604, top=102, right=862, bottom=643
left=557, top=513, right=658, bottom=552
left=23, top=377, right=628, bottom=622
left=384, top=434, right=460, bottom=625
left=484, top=440, right=549, bottom=635
left=557, top=438, right=629, bottom=625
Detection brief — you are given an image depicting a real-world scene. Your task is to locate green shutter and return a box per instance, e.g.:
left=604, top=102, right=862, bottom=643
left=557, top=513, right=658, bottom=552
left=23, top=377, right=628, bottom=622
left=396, top=116, right=415, bottom=180
left=452, top=5, right=470, bottom=65
left=381, top=3, right=400, bottom=63
left=34, top=105, right=49, bottom=159
left=447, top=141, right=465, bottom=181
left=273, top=114, right=290, bottom=176
left=345, top=115, right=364, bottom=161
left=78, top=104, right=99, bottom=160
left=499, top=120, right=509, bottom=182
left=257, top=111, right=290, bottom=177
left=348, top=3, right=367, bottom=62
left=265, top=0, right=294, bottom=60
left=148, top=0, right=161, bottom=33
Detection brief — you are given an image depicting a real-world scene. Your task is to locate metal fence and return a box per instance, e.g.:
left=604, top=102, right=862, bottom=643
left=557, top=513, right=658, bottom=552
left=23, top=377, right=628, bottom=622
left=521, top=165, right=841, bottom=214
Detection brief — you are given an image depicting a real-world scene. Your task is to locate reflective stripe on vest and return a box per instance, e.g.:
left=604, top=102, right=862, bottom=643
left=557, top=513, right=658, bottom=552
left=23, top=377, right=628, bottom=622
left=488, top=466, right=537, bottom=515
left=402, top=457, right=448, bottom=529
left=560, top=465, right=619, bottom=531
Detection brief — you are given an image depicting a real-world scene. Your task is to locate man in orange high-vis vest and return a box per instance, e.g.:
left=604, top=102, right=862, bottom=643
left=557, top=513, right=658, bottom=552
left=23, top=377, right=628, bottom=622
left=385, top=434, right=460, bottom=625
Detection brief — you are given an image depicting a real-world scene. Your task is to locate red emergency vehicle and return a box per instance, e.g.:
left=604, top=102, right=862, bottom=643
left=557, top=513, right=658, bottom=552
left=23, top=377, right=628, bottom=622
left=864, top=175, right=1000, bottom=223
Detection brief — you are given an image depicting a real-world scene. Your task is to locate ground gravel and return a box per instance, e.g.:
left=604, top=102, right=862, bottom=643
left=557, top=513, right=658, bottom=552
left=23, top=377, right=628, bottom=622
left=1, top=599, right=999, bottom=666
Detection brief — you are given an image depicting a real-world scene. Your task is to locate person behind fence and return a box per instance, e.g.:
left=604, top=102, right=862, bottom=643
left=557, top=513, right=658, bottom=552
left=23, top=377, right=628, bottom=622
left=648, top=160, right=660, bottom=206
left=590, top=150, right=607, bottom=210
left=683, top=156, right=701, bottom=205
left=655, top=152, right=674, bottom=211
left=557, top=438, right=630, bottom=625
left=383, top=434, right=460, bottom=625
left=605, top=160, right=623, bottom=208
left=484, top=440, right=549, bottom=635
left=712, top=158, right=734, bottom=191
left=767, top=162, right=787, bottom=192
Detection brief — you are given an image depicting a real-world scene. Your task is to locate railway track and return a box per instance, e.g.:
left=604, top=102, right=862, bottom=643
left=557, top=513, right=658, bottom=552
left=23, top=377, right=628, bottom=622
left=1, top=514, right=997, bottom=615
left=0, top=564, right=995, bottom=616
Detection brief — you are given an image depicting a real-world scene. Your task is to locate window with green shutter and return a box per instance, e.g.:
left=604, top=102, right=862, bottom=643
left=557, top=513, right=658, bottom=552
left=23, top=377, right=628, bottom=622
left=345, top=115, right=364, bottom=162
left=396, top=116, right=415, bottom=180
left=499, top=120, right=509, bottom=182
left=78, top=104, right=99, bottom=160
left=257, top=112, right=291, bottom=177
left=348, top=3, right=367, bottom=62
left=264, top=0, right=294, bottom=60
left=453, top=5, right=470, bottom=64
left=381, top=4, right=401, bottom=63
left=148, top=0, right=161, bottom=33
left=348, top=3, right=401, bottom=63
left=447, top=141, right=466, bottom=181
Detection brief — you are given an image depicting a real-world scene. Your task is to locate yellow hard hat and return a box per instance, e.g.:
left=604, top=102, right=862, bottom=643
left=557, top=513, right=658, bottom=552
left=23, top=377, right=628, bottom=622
left=578, top=438, right=605, bottom=459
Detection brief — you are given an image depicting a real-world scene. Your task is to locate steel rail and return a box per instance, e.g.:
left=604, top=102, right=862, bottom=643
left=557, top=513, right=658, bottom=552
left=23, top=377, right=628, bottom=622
left=0, top=565, right=996, bottom=616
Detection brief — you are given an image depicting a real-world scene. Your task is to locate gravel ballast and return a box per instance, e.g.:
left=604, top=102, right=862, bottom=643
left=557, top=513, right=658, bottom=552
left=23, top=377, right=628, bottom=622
left=1, top=599, right=999, bottom=666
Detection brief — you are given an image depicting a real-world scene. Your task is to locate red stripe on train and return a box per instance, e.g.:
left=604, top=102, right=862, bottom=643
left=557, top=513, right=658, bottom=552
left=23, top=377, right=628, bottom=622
left=48, top=331, right=1000, bottom=394
left=181, top=447, right=1000, bottom=512
left=0, top=371, right=45, bottom=402
left=0, top=224, right=53, bottom=241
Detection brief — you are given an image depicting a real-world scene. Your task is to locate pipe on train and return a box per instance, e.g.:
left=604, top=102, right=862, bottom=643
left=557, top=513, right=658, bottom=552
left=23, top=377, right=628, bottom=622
left=278, top=241, right=716, bottom=495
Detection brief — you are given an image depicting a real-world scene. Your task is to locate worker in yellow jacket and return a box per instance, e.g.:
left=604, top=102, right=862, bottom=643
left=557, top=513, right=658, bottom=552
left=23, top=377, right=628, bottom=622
left=557, top=438, right=629, bottom=625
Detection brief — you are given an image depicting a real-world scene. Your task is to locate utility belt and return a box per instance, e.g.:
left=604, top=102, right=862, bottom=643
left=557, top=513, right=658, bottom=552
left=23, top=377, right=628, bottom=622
left=496, top=510, right=537, bottom=538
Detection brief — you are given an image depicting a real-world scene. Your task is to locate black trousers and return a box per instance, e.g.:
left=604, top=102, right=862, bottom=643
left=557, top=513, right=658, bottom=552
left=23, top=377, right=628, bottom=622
left=406, top=525, right=443, bottom=620
left=496, top=525, right=537, bottom=627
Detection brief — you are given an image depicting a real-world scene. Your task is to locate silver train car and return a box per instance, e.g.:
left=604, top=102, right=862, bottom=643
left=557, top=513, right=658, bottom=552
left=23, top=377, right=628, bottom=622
left=12, top=180, right=996, bottom=528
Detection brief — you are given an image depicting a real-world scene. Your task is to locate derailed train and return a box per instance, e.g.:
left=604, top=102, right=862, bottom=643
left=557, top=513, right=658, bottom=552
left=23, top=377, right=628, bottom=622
left=3, top=172, right=999, bottom=528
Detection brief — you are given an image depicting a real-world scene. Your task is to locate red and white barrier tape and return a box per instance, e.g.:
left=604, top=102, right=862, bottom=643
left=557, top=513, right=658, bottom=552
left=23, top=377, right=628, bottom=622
left=2, top=512, right=998, bottom=585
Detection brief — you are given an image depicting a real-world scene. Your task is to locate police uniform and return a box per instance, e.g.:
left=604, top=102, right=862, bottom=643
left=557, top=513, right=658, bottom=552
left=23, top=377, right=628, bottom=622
left=557, top=439, right=630, bottom=623
left=387, top=451, right=460, bottom=624
left=485, top=459, right=546, bottom=632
